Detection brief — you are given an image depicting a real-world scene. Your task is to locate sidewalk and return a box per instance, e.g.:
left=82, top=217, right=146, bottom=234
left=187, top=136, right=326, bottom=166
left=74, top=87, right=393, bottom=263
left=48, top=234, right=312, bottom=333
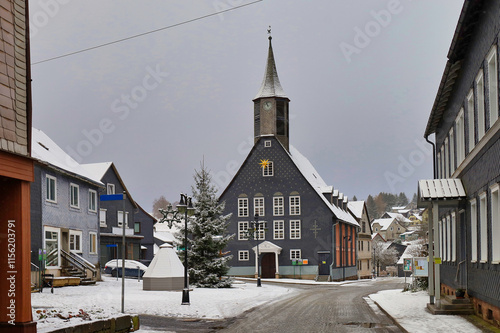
left=240, top=277, right=496, bottom=333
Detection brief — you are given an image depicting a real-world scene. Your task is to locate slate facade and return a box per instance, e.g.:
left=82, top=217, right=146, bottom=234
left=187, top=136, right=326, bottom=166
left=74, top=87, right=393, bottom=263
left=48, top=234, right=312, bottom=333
left=422, top=0, right=500, bottom=325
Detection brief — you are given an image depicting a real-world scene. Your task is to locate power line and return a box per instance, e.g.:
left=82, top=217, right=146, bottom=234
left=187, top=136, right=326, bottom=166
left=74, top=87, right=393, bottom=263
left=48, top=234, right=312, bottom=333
left=32, top=0, right=263, bottom=65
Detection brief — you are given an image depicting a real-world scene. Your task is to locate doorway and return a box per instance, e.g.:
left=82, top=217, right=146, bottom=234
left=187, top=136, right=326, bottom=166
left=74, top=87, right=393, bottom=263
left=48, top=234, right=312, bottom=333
left=261, top=253, right=275, bottom=278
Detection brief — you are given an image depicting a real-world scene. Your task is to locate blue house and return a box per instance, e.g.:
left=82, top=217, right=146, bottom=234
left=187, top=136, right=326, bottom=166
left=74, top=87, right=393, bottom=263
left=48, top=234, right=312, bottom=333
left=30, top=128, right=102, bottom=282
left=220, top=36, right=359, bottom=281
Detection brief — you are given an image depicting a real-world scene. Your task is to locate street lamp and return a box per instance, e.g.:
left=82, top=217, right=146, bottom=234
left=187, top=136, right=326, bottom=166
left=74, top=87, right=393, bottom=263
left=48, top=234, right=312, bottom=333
left=249, top=214, right=265, bottom=287
left=342, top=235, right=351, bottom=281
left=158, top=193, right=195, bottom=305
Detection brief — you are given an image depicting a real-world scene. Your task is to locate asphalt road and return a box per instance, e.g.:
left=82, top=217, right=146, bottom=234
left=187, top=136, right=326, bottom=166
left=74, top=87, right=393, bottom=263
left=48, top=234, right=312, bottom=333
left=140, top=278, right=405, bottom=333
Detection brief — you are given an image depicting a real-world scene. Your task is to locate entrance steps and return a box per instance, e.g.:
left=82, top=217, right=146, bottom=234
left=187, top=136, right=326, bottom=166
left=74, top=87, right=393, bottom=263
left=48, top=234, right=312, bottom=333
left=316, top=275, right=330, bottom=282
left=427, top=294, right=474, bottom=315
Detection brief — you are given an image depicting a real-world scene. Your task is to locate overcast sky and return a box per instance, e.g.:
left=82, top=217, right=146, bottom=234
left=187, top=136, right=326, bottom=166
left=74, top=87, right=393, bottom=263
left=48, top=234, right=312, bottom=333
left=29, top=0, right=464, bottom=211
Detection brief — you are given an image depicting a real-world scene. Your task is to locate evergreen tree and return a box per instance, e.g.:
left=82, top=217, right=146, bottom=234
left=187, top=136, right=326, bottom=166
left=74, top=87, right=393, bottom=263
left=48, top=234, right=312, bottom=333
left=397, top=192, right=409, bottom=206
left=178, top=164, right=234, bottom=288
left=366, top=195, right=377, bottom=220
left=352, top=195, right=358, bottom=201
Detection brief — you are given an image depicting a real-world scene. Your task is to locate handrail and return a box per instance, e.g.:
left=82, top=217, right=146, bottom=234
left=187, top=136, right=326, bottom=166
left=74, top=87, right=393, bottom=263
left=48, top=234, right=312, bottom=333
left=31, top=262, right=39, bottom=270
left=60, top=249, right=97, bottom=277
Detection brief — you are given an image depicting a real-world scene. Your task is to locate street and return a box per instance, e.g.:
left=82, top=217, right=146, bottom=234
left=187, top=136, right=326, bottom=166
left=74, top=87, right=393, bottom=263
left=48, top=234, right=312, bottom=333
left=140, top=278, right=405, bottom=332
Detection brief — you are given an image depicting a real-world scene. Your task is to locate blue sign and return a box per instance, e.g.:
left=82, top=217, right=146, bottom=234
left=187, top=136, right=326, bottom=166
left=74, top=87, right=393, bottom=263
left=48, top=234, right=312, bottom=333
left=106, top=244, right=118, bottom=248
left=100, top=194, right=124, bottom=201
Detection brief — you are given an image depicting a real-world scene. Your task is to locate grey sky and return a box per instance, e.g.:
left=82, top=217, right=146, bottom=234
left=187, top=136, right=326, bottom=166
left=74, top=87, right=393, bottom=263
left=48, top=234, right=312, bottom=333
left=29, top=0, right=464, bottom=211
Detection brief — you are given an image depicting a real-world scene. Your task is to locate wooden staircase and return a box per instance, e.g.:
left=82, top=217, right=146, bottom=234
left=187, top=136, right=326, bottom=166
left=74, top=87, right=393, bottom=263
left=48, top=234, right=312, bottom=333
left=60, top=250, right=97, bottom=286
left=427, top=294, right=474, bottom=315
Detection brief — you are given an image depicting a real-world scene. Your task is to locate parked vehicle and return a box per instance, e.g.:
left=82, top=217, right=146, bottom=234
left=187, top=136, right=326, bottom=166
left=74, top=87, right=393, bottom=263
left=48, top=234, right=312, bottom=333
left=104, top=259, right=147, bottom=277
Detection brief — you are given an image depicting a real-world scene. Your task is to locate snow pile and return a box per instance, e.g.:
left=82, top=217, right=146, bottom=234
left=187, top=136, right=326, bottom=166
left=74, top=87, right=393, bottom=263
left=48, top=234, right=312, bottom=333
left=369, top=289, right=481, bottom=333
left=32, top=276, right=296, bottom=332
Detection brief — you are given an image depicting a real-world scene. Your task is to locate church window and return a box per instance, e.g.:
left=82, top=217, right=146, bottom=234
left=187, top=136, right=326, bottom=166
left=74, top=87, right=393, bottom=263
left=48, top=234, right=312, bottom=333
left=238, top=250, right=249, bottom=261
left=262, top=161, right=274, bottom=176
left=290, top=220, right=301, bottom=239
left=238, top=222, right=249, bottom=240
left=290, top=249, right=301, bottom=260
left=273, top=220, right=284, bottom=239
left=289, top=196, right=301, bottom=215
left=265, top=140, right=271, bottom=147
left=273, top=196, right=284, bottom=216
left=254, top=197, right=265, bottom=216
left=238, top=198, right=249, bottom=217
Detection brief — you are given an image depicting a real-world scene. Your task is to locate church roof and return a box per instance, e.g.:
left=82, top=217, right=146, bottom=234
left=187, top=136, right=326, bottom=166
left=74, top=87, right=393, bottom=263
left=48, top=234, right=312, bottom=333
left=253, top=37, right=289, bottom=100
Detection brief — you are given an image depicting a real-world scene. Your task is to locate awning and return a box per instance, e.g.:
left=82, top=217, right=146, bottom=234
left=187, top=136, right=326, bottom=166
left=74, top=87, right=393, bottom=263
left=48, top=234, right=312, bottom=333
left=417, top=179, right=466, bottom=206
left=141, top=245, right=147, bottom=250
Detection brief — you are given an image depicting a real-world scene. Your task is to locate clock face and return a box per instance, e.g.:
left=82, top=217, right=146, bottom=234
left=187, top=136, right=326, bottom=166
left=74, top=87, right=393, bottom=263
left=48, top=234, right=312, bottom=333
left=263, top=101, right=273, bottom=111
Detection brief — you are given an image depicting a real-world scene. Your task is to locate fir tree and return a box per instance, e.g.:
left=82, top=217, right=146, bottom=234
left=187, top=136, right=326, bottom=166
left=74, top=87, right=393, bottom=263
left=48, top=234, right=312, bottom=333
left=177, top=164, right=234, bottom=288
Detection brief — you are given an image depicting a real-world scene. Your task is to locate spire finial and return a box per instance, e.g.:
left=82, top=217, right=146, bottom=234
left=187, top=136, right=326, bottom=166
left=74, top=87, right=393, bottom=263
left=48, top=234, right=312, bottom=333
left=267, top=25, right=272, bottom=40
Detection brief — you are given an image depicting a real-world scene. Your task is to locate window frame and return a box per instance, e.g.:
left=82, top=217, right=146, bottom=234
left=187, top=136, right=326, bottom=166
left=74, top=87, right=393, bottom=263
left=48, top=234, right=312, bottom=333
left=117, top=211, right=129, bottom=228
left=238, top=221, right=249, bottom=240
left=467, top=89, right=475, bottom=153
left=46, top=175, right=57, bottom=203
left=238, top=198, right=249, bottom=217
left=264, top=140, right=271, bottom=147
left=273, top=220, right=284, bottom=240
left=254, top=197, right=265, bottom=217
left=487, top=46, right=499, bottom=128
left=456, top=108, right=465, bottom=165
left=290, top=249, right=301, bottom=260
left=69, top=230, right=82, bottom=253
left=479, top=192, right=488, bottom=263
left=89, top=232, right=98, bottom=254
left=262, top=161, right=274, bottom=177
left=107, top=183, right=115, bottom=195
left=134, top=221, right=141, bottom=234
left=70, top=183, right=80, bottom=209
left=490, top=184, right=500, bottom=263
left=476, top=70, right=486, bottom=141
left=290, top=220, right=301, bottom=239
left=289, top=196, right=301, bottom=215
left=100, top=208, right=107, bottom=227
left=238, top=250, right=249, bottom=261
left=273, top=196, right=284, bottom=216
left=88, top=189, right=97, bottom=212
left=470, top=199, right=478, bottom=263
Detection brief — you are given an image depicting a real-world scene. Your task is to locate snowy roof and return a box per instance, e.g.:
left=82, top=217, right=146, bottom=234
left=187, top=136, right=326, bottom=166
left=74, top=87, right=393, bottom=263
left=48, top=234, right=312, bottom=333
left=143, top=243, right=184, bottom=278
left=385, top=212, right=411, bottom=223
left=253, top=37, right=288, bottom=100
left=418, top=179, right=466, bottom=201
left=371, top=218, right=394, bottom=231
left=154, top=230, right=176, bottom=244
left=347, top=201, right=365, bottom=219
left=81, top=162, right=113, bottom=181
left=288, top=145, right=358, bottom=227
left=31, top=128, right=103, bottom=186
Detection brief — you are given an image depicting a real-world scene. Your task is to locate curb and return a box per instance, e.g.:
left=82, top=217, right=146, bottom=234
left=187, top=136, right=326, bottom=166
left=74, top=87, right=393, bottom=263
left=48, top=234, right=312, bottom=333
left=369, top=298, right=408, bottom=333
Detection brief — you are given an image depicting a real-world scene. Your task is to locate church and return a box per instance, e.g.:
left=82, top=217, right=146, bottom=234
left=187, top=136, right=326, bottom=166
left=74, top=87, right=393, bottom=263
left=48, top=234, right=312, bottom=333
left=219, top=34, right=360, bottom=281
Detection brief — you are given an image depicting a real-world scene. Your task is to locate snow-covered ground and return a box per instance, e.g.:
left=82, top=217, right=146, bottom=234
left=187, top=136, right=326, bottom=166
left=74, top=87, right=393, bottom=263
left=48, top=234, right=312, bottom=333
left=32, top=276, right=483, bottom=333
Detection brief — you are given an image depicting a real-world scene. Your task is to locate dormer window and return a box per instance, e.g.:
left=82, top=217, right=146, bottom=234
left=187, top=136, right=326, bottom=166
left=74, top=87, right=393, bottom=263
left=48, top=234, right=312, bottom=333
left=265, top=140, right=271, bottom=147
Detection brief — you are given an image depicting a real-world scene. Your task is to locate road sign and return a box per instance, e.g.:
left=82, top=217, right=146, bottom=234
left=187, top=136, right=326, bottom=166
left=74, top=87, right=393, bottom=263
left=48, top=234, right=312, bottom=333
left=106, top=244, right=118, bottom=247
left=100, top=194, right=124, bottom=201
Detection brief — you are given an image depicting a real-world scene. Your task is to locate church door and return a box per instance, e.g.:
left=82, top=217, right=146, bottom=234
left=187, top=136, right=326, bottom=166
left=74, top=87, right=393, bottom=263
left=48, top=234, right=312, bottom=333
left=261, top=253, right=276, bottom=278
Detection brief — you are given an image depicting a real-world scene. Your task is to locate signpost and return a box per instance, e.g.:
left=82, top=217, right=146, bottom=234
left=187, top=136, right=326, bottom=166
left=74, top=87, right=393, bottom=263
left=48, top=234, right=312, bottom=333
left=101, top=192, right=126, bottom=313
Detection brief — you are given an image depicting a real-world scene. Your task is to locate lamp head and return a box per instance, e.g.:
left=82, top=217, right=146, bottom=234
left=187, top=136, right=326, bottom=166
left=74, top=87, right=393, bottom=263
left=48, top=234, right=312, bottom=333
left=177, top=193, right=187, bottom=214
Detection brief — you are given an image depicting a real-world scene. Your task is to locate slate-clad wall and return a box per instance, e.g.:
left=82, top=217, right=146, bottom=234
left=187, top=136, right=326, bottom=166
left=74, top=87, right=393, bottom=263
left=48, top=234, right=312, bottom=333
left=221, top=137, right=333, bottom=276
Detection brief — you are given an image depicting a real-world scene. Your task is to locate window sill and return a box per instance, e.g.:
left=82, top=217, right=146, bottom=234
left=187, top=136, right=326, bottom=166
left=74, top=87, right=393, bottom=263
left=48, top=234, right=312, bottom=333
left=480, top=260, right=488, bottom=264
left=492, top=261, right=500, bottom=265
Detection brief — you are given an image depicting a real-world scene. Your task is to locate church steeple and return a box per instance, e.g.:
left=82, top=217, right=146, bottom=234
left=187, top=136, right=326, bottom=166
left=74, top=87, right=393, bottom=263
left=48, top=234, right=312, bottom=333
left=253, top=29, right=290, bottom=151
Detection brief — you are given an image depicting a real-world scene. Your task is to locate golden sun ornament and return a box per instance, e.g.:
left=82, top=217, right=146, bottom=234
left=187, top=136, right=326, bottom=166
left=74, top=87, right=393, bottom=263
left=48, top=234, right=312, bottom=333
left=259, top=159, right=270, bottom=169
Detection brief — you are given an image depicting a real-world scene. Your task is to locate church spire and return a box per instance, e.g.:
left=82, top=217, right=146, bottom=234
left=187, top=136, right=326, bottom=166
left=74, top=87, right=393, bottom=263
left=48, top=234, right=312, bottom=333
left=253, top=28, right=288, bottom=100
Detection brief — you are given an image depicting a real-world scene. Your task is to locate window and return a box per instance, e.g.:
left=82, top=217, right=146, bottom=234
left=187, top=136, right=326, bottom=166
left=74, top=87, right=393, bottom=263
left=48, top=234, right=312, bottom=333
left=487, top=46, right=499, bottom=127
left=100, top=209, right=107, bottom=227
left=264, top=140, right=271, bottom=147
left=46, top=175, right=57, bottom=203
left=437, top=152, right=441, bottom=178
left=449, top=129, right=455, bottom=174
left=476, top=71, right=486, bottom=140
left=238, top=250, right=249, bottom=261
left=89, top=232, right=97, bottom=254
left=69, top=230, right=82, bottom=253
left=238, top=198, right=249, bottom=217
left=446, top=215, right=451, bottom=262
left=440, top=146, right=445, bottom=178
left=289, top=196, right=301, bottom=215
left=362, top=222, right=366, bottom=234
left=254, top=197, right=265, bottom=216
left=70, top=183, right=79, bottom=208
left=467, top=89, right=475, bottom=153
left=107, top=183, right=115, bottom=194
left=471, top=199, right=478, bottom=262
left=273, top=196, right=284, bottom=216
left=238, top=221, right=249, bottom=240
left=44, top=227, right=60, bottom=267
left=290, top=220, right=301, bottom=239
left=444, top=138, right=449, bottom=178
left=117, top=211, right=129, bottom=227
left=273, top=220, right=284, bottom=239
left=456, top=108, right=465, bottom=165
left=479, top=192, right=488, bottom=263
left=262, top=161, right=273, bottom=177
left=491, top=184, right=500, bottom=263
left=255, top=221, right=266, bottom=240
left=134, top=222, right=141, bottom=233
left=88, top=190, right=97, bottom=212
left=451, top=212, right=456, bottom=262
left=439, top=219, right=444, bottom=261
left=290, top=249, right=301, bottom=260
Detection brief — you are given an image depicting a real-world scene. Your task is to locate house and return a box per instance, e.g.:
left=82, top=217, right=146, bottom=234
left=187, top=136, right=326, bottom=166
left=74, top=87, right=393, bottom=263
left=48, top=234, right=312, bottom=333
left=219, top=34, right=359, bottom=282
left=0, top=1, right=36, bottom=331
left=371, top=217, right=407, bottom=241
left=382, top=212, right=412, bottom=226
left=348, top=201, right=373, bottom=279
left=134, top=203, right=156, bottom=265
left=82, top=162, right=144, bottom=267
left=30, top=128, right=103, bottom=283
left=418, top=0, right=500, bottom=325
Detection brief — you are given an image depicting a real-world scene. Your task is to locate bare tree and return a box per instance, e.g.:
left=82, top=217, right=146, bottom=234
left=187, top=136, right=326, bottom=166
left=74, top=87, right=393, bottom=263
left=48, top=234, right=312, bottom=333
left=373, top=240, right=399, bottom=276
left=152, top=195, right=171, bottom=220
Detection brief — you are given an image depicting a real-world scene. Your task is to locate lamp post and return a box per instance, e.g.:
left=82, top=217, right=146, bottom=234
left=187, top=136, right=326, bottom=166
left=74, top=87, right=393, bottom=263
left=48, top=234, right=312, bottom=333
left=342, top=235, right=351, bottom=281
left=158, top=193, right=195, bottom=305
left=251, top=214, right=263, bottom=287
